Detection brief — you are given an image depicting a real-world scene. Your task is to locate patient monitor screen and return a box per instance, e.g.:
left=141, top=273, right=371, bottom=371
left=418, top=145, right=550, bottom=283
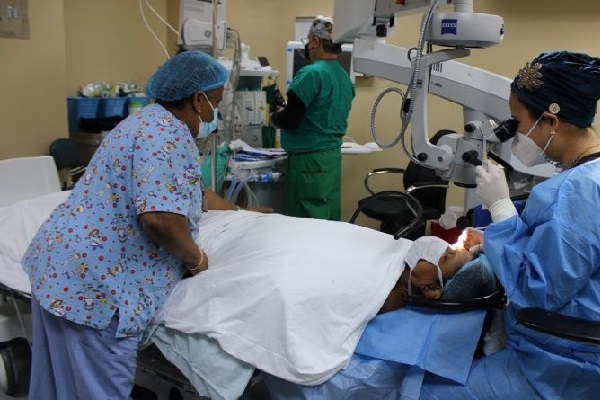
left=286, top=41, right=356, bottom=89
left=292, top=48, right=353, bottom=77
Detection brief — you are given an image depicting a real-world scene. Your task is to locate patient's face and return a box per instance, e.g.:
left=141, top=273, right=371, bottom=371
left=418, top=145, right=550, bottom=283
left=410, top=261, right=444, bottom=299
left=378, top=245, right=474, bottom=314
left=438, top=247, right=474, bottom=280
left=410, top=247, right=474, bottom=299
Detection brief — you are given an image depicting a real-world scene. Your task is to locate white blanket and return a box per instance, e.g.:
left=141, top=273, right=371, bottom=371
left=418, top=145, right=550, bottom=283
left=155, top=211, right=411, bottom=385
left=0, top=193, right=411, bottom=386
left=0, top=191, right=70, bottom=293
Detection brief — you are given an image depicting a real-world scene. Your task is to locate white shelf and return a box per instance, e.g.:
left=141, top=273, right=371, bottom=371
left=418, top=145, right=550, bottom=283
left=219, top=58, right=278, bottom=78
left=237, top=68, right=279, bottom=78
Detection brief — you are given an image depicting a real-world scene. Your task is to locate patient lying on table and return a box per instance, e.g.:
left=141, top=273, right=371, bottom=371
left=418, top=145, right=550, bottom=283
left=0, top=191, right=502, bottom=399
left=379, top=235, right=475, bottom=313
left=263, top=230, right=501, bottom=400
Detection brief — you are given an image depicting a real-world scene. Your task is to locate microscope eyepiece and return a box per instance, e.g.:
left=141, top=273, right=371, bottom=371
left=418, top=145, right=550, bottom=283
left=494, top=118, right=519, bottom=142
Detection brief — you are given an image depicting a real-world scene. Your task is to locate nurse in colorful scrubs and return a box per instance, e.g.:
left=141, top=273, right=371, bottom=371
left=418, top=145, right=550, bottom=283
left=22, top=51, right=229, bottom=400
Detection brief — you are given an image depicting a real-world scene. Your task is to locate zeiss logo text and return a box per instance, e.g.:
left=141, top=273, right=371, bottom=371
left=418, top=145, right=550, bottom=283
left=441, top=19, right=458, bottom=35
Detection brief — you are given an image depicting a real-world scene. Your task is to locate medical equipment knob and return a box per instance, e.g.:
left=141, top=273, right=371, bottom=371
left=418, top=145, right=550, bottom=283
left=462, top=150, right=482, bottom=166
left=464, top=123, right=476, bottom=133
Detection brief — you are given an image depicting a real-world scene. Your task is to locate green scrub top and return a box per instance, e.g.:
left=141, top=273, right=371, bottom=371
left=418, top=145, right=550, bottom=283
left=282, top=60, right=355, bottom=154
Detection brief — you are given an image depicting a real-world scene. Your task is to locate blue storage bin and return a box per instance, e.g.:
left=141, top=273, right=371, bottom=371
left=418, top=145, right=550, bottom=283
left=98, top=97, right=128, bottom=118
left=127, top=97, right=149, bottom=116
left=67, top=97, right=101, bottom=132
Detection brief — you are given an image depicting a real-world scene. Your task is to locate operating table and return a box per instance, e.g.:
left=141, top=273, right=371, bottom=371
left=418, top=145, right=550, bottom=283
left=1, top=156, right=599, bottom=400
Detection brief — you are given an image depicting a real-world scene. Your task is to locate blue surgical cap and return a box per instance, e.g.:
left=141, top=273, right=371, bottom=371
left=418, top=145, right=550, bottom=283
left=146, top=51, right=228, bottom=102
left=511, top=50, right=600, bottom=128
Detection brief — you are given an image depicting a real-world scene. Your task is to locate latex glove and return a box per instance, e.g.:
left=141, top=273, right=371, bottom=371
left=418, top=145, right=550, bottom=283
left=469, top=243, right=484, bottom=254
left=475, top=163, right=517, bottom=223
left=465, top=227, right=484, bottom=253
left=489, top=198, right=518, bottom=223
left=474, top=162, right=510, bottom=208
left=454, top=227, right=484, bottom=253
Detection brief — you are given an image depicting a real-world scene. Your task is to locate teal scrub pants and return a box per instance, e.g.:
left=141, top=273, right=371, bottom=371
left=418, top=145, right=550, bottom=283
left=286, top=148, right=342, bottom=220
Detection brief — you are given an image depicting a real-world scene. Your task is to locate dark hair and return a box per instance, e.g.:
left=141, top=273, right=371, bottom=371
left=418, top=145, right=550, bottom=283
left=520, top=97, right=584, bottom=128
left=156, top=94, right=194, bottom=110
left=321, top=39, right=342, bottom=55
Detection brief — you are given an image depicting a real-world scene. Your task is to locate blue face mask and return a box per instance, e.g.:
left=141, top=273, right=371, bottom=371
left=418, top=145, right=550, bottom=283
left=198, top=93, right=219, bottom=138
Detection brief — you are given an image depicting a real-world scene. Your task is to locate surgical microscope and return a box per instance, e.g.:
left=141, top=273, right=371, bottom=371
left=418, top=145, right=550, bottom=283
left=333, top=0, right=556, bottom=211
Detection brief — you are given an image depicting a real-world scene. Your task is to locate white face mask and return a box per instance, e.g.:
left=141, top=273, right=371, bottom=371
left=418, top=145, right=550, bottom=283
left=405, top=236, right=447, bottom=296
left=197, top=92, right=219, bottom=138
left=511, top=116, right=553, bottom=167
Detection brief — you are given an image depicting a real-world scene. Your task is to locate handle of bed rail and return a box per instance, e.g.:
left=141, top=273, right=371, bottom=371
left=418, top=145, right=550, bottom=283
left=515, top=307, right=600, bottom=345
left=404, top=287, right=507, bottom=311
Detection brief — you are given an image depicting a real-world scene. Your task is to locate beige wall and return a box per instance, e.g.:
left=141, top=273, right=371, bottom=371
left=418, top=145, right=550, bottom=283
left=226, top=0, right=600, bottom=220
left=63, top=0, right=170, bottom=95
left=0, top=0, right=67, bottom=159
left=0, top=0, right=169, bottom=160
left=2, top=0, right=600, bottom=222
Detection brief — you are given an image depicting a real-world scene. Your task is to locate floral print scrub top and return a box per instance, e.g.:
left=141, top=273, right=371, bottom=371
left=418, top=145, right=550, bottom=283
left=22, top=103, right=203, bottom=337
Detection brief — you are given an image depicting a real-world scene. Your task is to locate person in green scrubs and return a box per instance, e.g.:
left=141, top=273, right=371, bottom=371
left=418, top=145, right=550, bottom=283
left=271, top=16, right=355, bottom=220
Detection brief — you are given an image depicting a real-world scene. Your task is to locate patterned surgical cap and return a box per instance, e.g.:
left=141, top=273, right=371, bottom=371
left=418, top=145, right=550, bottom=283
left=511, top=51, right=600, bottom=128
left=308, top=16, right=334, bottom=41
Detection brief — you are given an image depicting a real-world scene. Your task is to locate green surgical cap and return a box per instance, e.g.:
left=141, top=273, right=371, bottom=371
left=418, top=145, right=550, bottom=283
left=146, top=51, right=228, bottom=102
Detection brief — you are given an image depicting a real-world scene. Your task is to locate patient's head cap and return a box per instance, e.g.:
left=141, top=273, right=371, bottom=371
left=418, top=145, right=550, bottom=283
left=146, top=51, right=228, bottom=102
left=511, top=50, right=600, bottom=128
left=405, top=236, right=449, bottom=271
left=405, top=236, right=448, bottom=294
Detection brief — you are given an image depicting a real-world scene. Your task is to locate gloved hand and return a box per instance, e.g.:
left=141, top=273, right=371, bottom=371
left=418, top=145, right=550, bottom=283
left=469, top=243, right=484, bottom=254
left=454, top=227, right=484, bottom=253
left=463, top=227, right=484, bottom=253
left=475, top=162, right=510, bottom=208
left=475, top=162, right=517, bottom=223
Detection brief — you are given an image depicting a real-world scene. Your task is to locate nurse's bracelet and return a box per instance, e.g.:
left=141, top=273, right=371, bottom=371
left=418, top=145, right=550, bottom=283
left=188, top=249, right=205, bottom=272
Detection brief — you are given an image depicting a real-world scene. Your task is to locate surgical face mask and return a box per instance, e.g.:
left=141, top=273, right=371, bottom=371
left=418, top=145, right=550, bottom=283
left=303, top=36, right=316, bottom=61
left=405, top=236, right=447, bottom=296
left=198, top=93, right=219, bottom=138
left=511, top=116, right=553, bottom=167
left=303, top=43, right=311, bottom=61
